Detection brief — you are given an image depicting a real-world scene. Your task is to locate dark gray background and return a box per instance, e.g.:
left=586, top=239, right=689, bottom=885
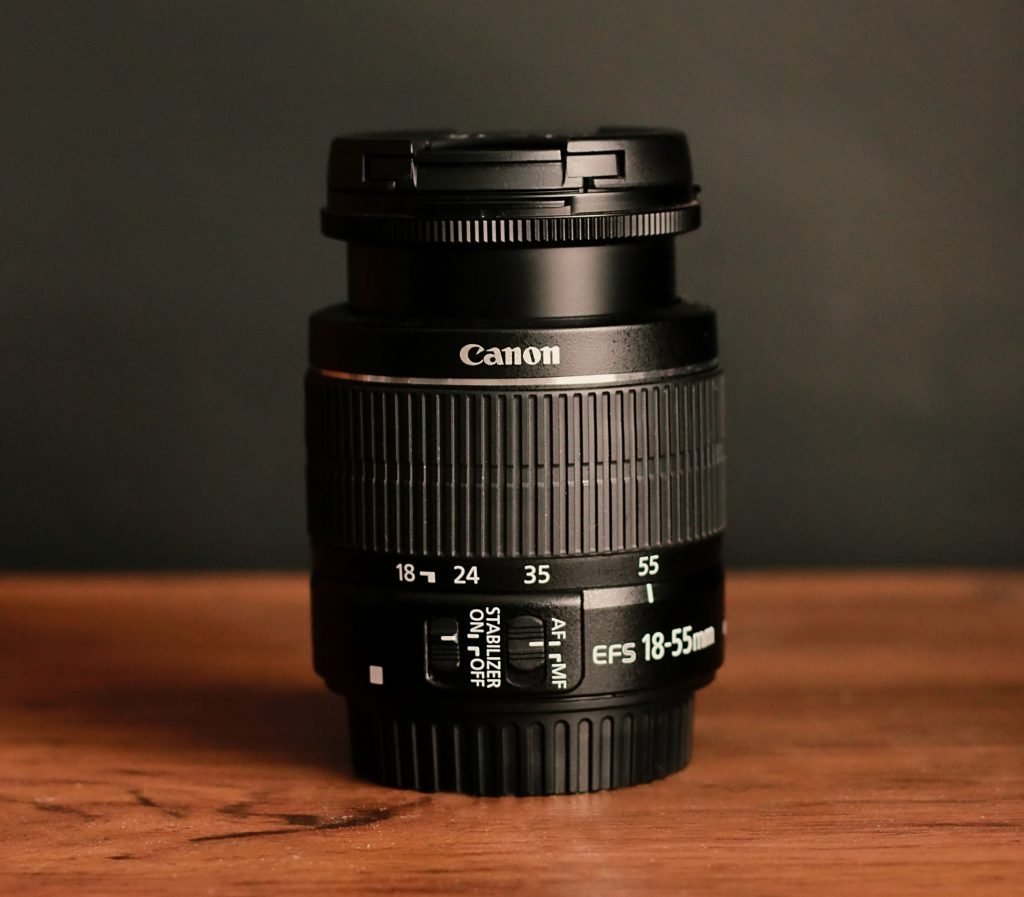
left=2, top=2, right=1021, bottom=569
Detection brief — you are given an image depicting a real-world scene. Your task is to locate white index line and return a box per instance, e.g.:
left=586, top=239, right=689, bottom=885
left=527, top=640, right=545, bottom=648
left=646, top=583, right=655, bottom=603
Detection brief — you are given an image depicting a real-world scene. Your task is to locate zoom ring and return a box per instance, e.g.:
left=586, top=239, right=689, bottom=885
left=306, top=372, right=725, bottom=558
left=348, top=693, right=694, bottom=796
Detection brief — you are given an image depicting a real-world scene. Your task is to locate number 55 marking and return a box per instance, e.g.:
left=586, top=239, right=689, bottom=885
left=638, top=554, right=660, bottom=577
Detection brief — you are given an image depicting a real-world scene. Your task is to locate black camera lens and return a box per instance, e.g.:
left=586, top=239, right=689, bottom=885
left=306, top=129, right=725, bottom=795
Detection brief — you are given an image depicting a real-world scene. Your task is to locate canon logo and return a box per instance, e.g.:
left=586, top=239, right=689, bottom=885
left=459, top=344, right=561, bottom=367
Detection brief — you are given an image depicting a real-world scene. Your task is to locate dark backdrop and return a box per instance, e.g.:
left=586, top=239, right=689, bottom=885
left=2, top=2, right=1021, bottom=569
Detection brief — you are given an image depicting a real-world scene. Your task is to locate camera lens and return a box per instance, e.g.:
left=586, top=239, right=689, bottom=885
left=306, top=129, right=725, bottom=795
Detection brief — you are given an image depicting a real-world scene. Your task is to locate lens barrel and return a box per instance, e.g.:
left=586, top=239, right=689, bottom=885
left=307, top=130, right=725, bottom=795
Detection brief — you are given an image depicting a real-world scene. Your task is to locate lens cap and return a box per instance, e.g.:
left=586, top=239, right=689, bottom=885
left=322, top=128, right=700, bottom=245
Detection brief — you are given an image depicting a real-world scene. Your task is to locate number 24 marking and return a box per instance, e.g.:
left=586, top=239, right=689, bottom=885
left=453, top=565, right=480, bottom=585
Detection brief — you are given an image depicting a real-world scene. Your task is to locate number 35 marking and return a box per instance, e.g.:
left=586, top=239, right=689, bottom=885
left=523, top=564, right=551, bottom=585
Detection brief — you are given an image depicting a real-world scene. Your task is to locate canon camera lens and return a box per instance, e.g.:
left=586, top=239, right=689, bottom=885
left=306, top=129, right=726, bottom=795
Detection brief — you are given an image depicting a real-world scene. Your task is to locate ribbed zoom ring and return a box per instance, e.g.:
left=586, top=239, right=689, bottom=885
left=348, top=694, right=694, bottom=796
left=306, top=372, right=724, bottom=558
left=322, top=206, right=698, bottom=246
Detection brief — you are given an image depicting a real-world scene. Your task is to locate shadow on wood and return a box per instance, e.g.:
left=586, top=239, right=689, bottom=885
left=0, top=574, right=351, bottom=774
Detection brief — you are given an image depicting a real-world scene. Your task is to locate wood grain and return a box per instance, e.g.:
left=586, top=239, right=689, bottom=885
left=0, top=572, right=1021, bottom=895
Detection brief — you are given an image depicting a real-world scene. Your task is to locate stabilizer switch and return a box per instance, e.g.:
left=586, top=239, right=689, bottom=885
left=427, top=617, right=460, bottom=683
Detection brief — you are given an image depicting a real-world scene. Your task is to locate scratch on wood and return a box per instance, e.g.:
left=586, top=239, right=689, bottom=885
left=912, top=821, right=1020, bottom=830
left=31, top=799, right=99, bottom=820
left=217, top=801, right=254, bottom=818
left=277, top=813, right=322, bottom=826
left=130, top=789, right=185, bottom=818
left=191, top=798, right=429, bottom=843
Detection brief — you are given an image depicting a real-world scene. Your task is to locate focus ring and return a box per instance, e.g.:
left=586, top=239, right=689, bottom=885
left=306, top=372, right=725, bottom=558
left=321, top=206, right=699, bottom=246
left=348, top=693, right=694, bottom=796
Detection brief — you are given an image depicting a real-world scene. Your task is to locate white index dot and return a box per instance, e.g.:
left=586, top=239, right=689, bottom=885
left=368, top=664, right=384, bottom=685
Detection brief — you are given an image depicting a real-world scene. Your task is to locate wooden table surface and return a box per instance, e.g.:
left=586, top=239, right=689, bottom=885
left=0, top=572, right=1021, bottom=895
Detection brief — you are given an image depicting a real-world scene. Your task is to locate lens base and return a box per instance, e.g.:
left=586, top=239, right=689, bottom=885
left=346, top=692, right=694, bottom=796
